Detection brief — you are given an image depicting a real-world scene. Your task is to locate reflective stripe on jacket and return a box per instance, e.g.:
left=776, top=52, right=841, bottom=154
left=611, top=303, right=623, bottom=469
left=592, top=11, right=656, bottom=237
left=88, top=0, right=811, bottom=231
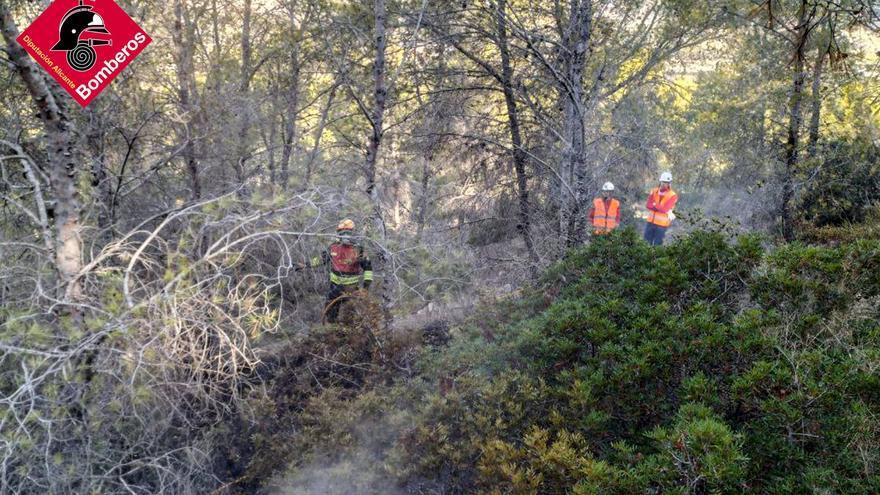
left=330, top=272, right=364, bottom=285
left=646, top=187, right=678, bottom=227
left=591, top=197, right=620, bottom=234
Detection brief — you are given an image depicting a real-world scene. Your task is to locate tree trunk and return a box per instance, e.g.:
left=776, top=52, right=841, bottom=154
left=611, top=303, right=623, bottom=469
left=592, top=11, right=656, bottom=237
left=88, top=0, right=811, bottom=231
left=415, top=154, right=432, bottom=242
left=279, top=55, right=300, bottom=188
left=560, top=1, right=592, bottom=247
left=365, top=0, right=388, bottom=238
left=264, top=95, right=278, bottom=183
left=807, top=40, right=829, bottom=156
left=86, top=107, right=112, bottom=237
left=391, top=167, right=402, bottom=227
left=279, top=3, right=303, bottom=189
left=781, top=1, right=811, bottom=241
left=234, top=0, right=253, bottom=191
left=305, top=80, right=338, bottom=186
left=558, top=95, right=575, bottom=243
left=362, top=0, right=392, bottom=318
left=173, top=0, right=201, bottom=200
left=494, top=0, right=539, bottom=272
left=1, top=6, right=82, bottom=303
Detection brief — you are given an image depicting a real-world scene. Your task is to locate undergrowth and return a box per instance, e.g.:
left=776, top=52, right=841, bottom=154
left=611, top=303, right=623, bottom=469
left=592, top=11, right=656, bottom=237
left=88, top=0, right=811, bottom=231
left=254, top=228, right=879, bottom=494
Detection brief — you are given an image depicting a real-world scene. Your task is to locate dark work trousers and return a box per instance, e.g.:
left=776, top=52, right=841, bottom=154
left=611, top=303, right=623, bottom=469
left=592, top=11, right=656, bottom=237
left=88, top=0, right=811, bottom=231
left=324, top=283, right=347, bottom=323
left=644, top=222, right=668, bottom=246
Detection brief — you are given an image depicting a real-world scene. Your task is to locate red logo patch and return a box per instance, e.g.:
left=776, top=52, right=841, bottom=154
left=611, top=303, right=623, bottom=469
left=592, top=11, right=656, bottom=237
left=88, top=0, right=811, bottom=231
left=16, top=0, right=152, bottom=108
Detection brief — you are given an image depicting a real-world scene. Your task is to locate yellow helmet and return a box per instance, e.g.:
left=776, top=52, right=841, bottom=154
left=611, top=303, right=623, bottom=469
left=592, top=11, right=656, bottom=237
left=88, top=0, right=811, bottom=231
left=337, top=218, right=355, bottom=232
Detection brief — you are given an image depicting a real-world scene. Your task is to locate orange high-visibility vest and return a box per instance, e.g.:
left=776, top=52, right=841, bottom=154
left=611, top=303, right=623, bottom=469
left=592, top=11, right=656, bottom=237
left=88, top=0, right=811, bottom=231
left=646, top=188, right=678, bottom=227
left=592, top=198, right=620, bottom=234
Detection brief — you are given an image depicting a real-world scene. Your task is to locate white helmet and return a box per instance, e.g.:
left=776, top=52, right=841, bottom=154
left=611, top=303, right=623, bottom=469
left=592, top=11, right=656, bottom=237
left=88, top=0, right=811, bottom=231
left=602, top=182, right=615, bottom=191
left=659, top=171, right=673, bottom=183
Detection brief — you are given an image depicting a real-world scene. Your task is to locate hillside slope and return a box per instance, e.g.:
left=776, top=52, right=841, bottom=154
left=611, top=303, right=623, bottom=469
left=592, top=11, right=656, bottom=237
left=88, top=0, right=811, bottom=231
left=241, top=228, right=879, bottom=494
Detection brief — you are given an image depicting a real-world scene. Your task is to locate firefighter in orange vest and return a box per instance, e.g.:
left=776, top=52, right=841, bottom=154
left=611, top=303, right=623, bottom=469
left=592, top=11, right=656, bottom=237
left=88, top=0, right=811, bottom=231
left=589, top=182, right=621, bottom=235
left=307, top=218, right=373, bottom=322
left=644, top=171, right=678, bottom=246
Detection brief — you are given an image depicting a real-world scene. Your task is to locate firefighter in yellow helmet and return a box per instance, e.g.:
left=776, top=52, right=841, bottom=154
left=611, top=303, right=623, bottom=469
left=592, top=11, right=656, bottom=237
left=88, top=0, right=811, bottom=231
left=307, top=218, right=373, bottom=323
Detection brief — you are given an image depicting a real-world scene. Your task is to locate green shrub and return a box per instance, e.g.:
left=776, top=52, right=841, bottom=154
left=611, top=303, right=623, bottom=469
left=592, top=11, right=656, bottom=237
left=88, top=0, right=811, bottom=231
left=646, top=403, right=747, bottom=493
left=263, top=229, right=880, bottom=494
left=799, top=139, right=880, bottom=227
left=390, top=230, right=880, bottom=493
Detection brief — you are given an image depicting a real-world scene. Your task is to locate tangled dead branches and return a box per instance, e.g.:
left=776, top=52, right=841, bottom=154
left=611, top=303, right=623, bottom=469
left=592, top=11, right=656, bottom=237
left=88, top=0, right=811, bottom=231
left=0, top=190, right=372, bottom=493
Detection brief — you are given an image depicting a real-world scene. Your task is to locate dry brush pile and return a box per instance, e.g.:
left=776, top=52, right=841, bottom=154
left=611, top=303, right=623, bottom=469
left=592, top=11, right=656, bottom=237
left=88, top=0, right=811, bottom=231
left=0, top=189, right=368, bottom=493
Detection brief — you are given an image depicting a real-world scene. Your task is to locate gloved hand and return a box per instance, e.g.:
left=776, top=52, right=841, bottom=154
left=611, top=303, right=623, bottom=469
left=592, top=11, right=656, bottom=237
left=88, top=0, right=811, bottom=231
left=668, top=211, right=676, bottom=221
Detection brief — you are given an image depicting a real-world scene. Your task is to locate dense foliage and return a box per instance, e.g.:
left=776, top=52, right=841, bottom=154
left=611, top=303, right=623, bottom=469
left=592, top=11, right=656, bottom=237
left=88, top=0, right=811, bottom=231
left=800, top=139, right=880, bottom=226
left=277, top=228, right=880, bottom=494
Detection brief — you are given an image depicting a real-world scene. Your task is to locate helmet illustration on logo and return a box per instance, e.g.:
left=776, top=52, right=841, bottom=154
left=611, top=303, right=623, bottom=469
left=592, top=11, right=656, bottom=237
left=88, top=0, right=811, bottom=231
left=50, top=1, right=112, bottom=71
